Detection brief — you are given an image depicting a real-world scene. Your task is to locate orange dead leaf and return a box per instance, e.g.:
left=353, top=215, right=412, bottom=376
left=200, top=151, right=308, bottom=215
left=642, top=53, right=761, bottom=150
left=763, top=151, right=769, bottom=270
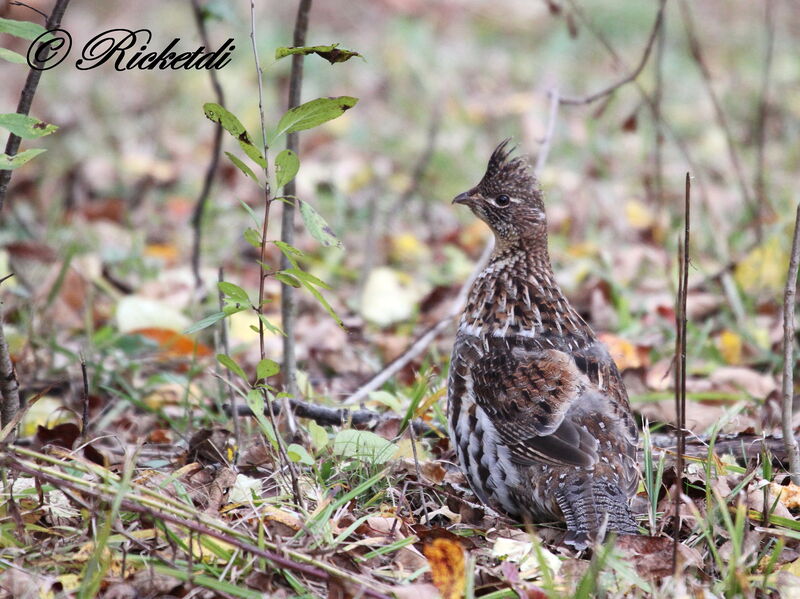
left=423, top=537, right=466, bottom=599
left=132, top=327, right=212, bottom=359
left=770, top=482, right=800, bottom=510
left=144, top=243, right=180, bottom=265
left=598, top=332, right=648, bottom=370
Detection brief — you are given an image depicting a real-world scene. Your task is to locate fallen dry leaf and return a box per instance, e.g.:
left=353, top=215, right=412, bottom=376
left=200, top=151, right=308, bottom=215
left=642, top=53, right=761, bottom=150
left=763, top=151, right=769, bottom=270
left=615, top=535, right=703, bottom=577
left=423, top=537, right=466, bottom=599
left=598, top=332, right=649, bottom=370
left=770, top=482, right=800, bottom=510
left=132, top=328, right=212, bottom=359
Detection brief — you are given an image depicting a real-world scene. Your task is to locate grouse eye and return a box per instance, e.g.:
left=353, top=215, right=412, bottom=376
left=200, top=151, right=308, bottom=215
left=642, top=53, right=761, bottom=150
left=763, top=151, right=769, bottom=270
left=495, top=194, right=511, bottom=207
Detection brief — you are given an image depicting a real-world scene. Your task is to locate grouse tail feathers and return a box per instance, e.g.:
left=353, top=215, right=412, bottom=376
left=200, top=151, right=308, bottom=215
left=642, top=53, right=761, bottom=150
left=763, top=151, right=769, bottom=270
left=556, top=478, right=638, bottom=550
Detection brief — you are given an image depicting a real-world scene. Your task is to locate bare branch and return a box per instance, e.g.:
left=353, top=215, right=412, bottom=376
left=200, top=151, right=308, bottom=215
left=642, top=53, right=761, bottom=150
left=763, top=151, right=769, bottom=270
left=673, top=173, right=690, bottom=572
left=782, top=204, right=800, bottom=484
left=80, top=355, right=89, bottom=441
left=535, top=88, right=560, bottom=173
left=559, top=0, right=665, bottom=106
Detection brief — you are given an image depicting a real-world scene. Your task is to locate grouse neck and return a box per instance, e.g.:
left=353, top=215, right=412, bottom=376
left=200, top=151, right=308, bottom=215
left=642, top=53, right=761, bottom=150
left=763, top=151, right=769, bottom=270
left=460, top=241, right=592, bottom=343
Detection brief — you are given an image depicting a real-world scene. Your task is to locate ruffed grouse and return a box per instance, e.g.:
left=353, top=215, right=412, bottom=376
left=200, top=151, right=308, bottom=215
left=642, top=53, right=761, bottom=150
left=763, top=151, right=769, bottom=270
left=447, top=140, right=639, bottom=549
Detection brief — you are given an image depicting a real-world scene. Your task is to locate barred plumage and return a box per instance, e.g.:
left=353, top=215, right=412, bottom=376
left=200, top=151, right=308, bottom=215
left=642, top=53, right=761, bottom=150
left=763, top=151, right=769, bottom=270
left=447, top=140, right=639, bottom=549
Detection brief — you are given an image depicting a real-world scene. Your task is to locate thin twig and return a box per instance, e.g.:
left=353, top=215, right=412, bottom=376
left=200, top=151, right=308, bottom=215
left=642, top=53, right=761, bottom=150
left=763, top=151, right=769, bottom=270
left=0, top=0, right=72, bottom=212
left=679, top=0, right=756, bottom=239
left=559, top=0, right=665, bottom=106
left=189, top=0, right=227, bottom=290
left=8, top=1, right=49, bottom=19
left=249, top=0, right=302, bottom=507
left=653, top=7, right=665, bottom=206
left=280, top=0, right=312, bottom=406
left=536, top=88, right=560, bottom=174
left=80, top=355, right=89, bottom=441
left=672, top=173, right=690, bottom=572
left=754, top=0, right=776, bottom=236
left=782, top=204, right=800, bottom=485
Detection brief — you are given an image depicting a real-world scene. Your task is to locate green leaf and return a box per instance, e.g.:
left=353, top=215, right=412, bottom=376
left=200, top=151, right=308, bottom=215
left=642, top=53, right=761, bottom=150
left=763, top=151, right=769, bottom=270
left=298, top=201, right=342, bottom=249
left=0, top=114, right=57, bottom=139
left=218, top=281, right=250, bottom=304
left=217, top=353, right=248, bottom=382
left=272, top=96, right=358, bottom=140
left=184, top=311, right=226, bottom=334
left=308, top=420, right=328, bottom=452
left=0, top=48, right=26, bottom=64
left=295, top=273, right=341, bottom=327
left=243, top=227, right=262, bottom=248
left=225, top=151, right=261, bottom=186
left=274, top=272, right=301, bottom=288
left=333, top=430, right=398, bottom=465
left=0, top=17, right=51, bottom=41
left=274, top=240, right=305, bottom=268
left=203, top=103, right=266, bottom=168
left=287, top=443, right=314, bottom=465
left=275, top=149, right=299, bottom=189
left=239, top=199, right=261, bottom=228
left=275, top=44, right=363, bottom=64
left=0, top=148, right=46, bottom=170
left=256, top=358, right=280, bottom=379
left=258, top=313, right=285, bottom=336
left=286, top=267, right=331, bottom=290
left=245, top=389, right=278, bottom=449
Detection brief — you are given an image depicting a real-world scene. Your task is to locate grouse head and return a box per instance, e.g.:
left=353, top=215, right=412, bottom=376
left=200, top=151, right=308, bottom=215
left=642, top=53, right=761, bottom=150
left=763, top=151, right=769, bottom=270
left=453, top=140, right=546, bottom=245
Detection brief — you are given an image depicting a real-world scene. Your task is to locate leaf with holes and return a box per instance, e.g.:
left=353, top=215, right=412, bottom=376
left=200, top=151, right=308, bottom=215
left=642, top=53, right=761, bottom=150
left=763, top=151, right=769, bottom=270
left=275, top=44, right=363, bottom=64
left=203, top=103, right=265, bottom=168
left=299, top=201, right=342, bottom=249
left=0, top=114, right=57, bottom=139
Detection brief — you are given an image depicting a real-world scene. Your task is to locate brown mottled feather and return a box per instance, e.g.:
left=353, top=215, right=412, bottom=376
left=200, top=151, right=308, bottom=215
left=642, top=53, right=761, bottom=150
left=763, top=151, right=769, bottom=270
left=448, top=141, right=640, bottom=549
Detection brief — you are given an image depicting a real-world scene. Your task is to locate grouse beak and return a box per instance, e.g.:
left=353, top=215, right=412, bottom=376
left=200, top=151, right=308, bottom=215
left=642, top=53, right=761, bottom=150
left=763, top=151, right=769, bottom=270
left=452, top=191, right=476, bottom=206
